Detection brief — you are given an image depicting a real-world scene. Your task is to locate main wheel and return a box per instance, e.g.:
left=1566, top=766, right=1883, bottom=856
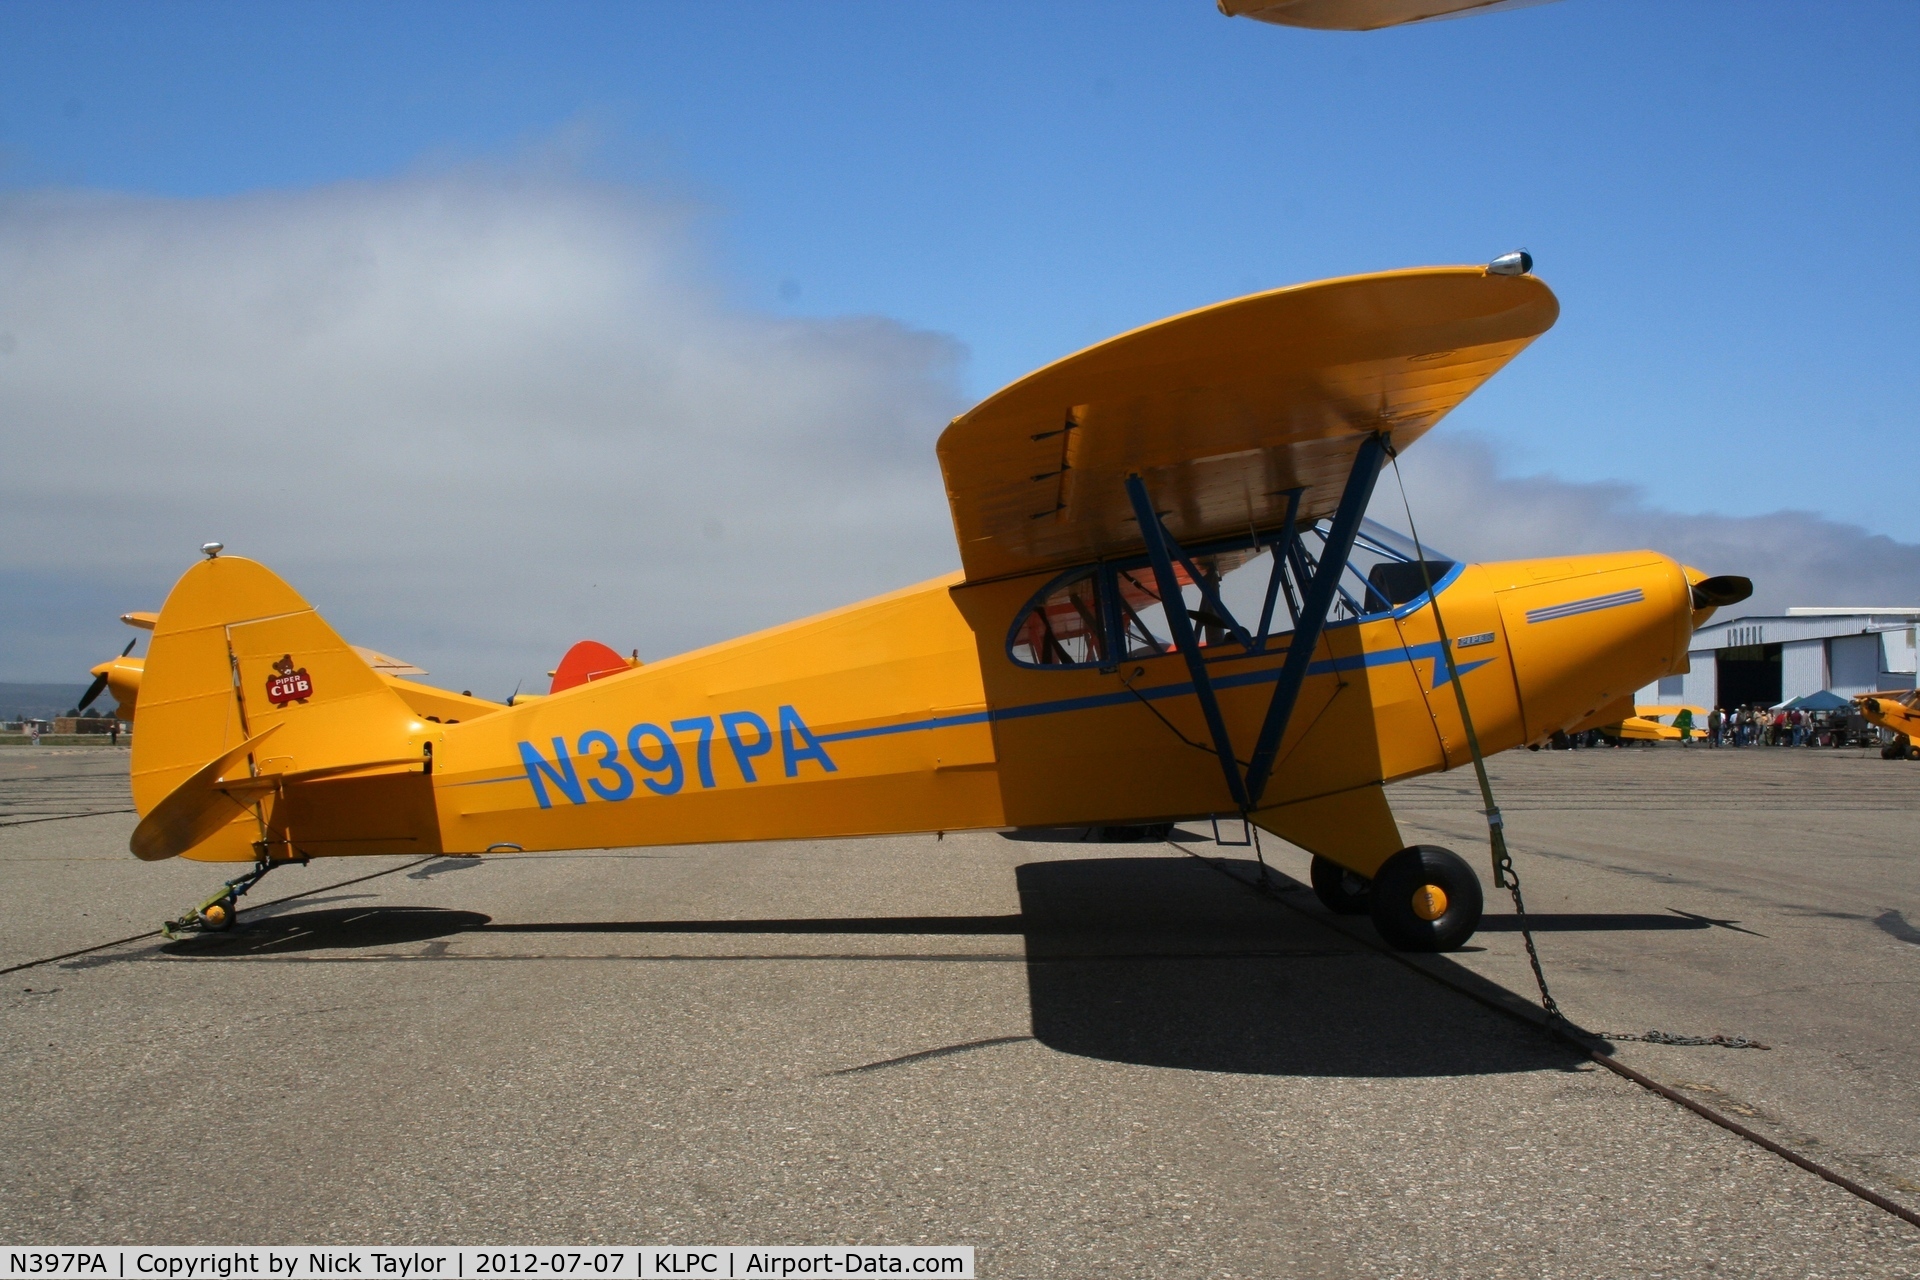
left=1368, top=845, right=1483, bottom=952
left=1309, top=854, right=1372, bottom=915
left=1883, top=735, right=1909, bottom=760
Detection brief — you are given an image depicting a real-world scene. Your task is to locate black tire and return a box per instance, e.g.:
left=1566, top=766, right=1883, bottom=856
left=1309, top=854, right=1372, bottom=915
left=200, top=895, right=237, bottom=932
left=1368, top=845, right=1483, bottom=952
left=1884, top=735, right=1910, bottom=760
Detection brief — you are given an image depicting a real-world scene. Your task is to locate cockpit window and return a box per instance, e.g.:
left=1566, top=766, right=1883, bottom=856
left=1009, top=569, right=1108, bottom=666
left=1006, top=517, right=1456, bottom=671
left=1008, top=563, right=1190, bottom=667
left=1366, top=560, right=1457, bottom=606
left=1351, top=520, right=1455, bottom=606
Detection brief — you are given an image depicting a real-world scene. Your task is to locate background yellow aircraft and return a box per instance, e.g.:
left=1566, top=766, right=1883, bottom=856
left=91, top=262, right=1749, bottom=952
left=1856, top=691, right=1920, bottom=759
left=1607, top=704, right=1711, bottom=743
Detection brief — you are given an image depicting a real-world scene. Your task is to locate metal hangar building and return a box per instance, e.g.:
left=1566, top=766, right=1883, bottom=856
left=1636, top=608, right=1920, bottom=710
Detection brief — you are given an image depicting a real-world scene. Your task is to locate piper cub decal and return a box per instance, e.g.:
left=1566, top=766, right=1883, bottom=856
left=265, top=656, right=313, bottom=707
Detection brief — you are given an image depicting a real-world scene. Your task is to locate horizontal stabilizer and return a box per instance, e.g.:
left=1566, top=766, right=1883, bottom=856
left=352, top=645, right=429, bottom=677
left=131, top=726, right=282, bottom=862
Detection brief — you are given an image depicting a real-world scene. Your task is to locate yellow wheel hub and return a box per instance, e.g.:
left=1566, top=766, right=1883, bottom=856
left=1410, top=884, right=1449, bottom=921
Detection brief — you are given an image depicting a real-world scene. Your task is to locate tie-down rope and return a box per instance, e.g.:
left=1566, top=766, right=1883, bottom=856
left=1382, top=440, right=1766, bottom=1051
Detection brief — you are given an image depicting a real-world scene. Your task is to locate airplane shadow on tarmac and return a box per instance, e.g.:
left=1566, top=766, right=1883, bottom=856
left=153, top=853, right=1599, bottom=1078
left=1013, top=855, right=1581, bottom=1078
left=158, top=906, right=491, bottom=955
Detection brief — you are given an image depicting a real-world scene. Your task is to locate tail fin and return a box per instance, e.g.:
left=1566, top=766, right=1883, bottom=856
left=132, top=556, right=430, bottom=861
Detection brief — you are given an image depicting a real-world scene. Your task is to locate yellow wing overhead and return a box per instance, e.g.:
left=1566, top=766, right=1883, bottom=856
left=1218, top=0, right=1554, bottom=30
left=937, top=266, right=1558, bottom=584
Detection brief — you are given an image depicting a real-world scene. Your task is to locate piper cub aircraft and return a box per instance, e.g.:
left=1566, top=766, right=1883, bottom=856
left=90, top=261, right=1750, bottom=951
left=1856, top=690, right=1920, bottom=759
left=1606, top=704, right=1710, bottom=744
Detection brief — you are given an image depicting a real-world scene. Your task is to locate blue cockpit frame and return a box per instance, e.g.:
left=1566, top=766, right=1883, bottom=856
left=1001, top=434, right=1455, bottom=811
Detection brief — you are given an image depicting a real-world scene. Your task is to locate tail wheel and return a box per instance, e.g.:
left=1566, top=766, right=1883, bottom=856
left=199, top=895, right=238, bottom=932
left=1369, top=845, right=1483, bottom=952
left=1309, top=854, right=1372, bottom=915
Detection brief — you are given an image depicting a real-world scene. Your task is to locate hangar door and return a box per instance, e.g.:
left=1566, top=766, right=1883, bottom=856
left=1829, top=634, right=1882, bottom=695
left=1716, top=643, right=1780, bottom=709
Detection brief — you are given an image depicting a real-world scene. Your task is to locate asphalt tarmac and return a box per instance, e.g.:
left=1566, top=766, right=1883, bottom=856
left=2, top=743, right=1917, bottom=1277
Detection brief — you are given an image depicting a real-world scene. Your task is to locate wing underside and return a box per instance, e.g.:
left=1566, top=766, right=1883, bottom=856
left=937, top=266, right=1559, bottom=584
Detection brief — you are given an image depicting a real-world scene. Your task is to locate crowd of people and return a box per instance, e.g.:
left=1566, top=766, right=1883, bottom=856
left=1545, top=705, right=1875, bottom=750
left=1679, top=705, right=1861, bottom=747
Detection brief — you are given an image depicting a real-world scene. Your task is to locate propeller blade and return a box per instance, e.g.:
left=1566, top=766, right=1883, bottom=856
left=78, top=673, right=109, bottom=713
left=122, top=637, right=138, bottom=657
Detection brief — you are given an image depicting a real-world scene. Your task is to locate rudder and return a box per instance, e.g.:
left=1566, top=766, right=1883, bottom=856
left=132, top=556, right=428, bottom=861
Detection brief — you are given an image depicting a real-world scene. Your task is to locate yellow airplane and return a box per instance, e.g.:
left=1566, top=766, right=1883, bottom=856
left=89, top=262, right=1750, bottom=951
left=1606, top=704, right=1711, bottom=743
left=1856, top=691, right=1920, bottom=759
left=1218, top=0, right=1561, bottom=32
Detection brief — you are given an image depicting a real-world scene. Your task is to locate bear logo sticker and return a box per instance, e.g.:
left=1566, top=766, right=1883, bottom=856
left=266, top=654, right=314, bottom=706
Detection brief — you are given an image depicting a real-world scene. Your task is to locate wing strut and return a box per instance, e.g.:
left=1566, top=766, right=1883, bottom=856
left=1127, top=475, right=1252, bottom=812
left=1122, top=432, right=1389, bottom=812
left=1242, top=432, right=1387, bottom=806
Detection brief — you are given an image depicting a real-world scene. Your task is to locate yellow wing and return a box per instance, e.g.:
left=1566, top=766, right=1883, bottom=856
left=1635, top=704, right=1709, bottom=721
left=1218, top=0, right=1557, bottom=30
left=937, top=265, right=1558, bottom=583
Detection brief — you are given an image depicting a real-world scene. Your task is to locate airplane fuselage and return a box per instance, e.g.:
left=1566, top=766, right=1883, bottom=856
left=209, top=550, right=1694, bottom=872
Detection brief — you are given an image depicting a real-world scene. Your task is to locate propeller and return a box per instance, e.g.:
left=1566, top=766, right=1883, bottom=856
left=1691, top=575, right=1754, bottom=610
left=78, top=638, right=137, bottom=714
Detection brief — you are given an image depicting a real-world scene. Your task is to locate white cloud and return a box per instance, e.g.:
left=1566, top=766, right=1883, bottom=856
left=5, top=168, right=1916, bottom=691
left=0, top=172, right=967, bottom=690
left=1372, top=434, right=1920, bottom=616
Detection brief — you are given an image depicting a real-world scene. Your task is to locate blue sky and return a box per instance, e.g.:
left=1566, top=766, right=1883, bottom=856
left=3, top=1, right=1918, bottom=685
left=7, top=1, right=1918, bottom=515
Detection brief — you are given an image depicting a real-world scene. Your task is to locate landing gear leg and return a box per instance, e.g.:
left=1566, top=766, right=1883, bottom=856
left=162, top=852, right=282, bottom=939
left=1309, top=854, right=1373, bottom=915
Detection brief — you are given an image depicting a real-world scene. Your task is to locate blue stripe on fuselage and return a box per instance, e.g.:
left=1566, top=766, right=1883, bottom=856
left=817, top=636, right=1490, bottom=747
left=464, top=566, right=1481, bottom=773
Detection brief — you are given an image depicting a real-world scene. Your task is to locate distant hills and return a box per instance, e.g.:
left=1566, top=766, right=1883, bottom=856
left=0, top=683, right=91, bottom=719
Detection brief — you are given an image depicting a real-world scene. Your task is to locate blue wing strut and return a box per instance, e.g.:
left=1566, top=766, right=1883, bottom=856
left=1123, top=432, right=1388, bottom=813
